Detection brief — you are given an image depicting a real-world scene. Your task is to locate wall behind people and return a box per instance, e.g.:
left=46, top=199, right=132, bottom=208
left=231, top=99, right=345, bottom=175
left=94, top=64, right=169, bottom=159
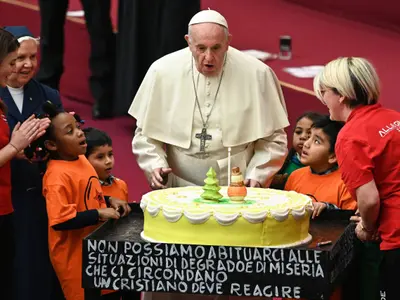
left=286, top=0, right=400, bottom=33
left=114, top=0, right=200, bottom=116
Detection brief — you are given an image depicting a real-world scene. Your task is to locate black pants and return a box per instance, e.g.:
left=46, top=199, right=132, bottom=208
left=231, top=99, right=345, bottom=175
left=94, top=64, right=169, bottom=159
left=94, top=291, right=141, bottom=300
left=85, top=290, right=140, bottom=300
left=382, top=248, right=400, bottom=300
left=37, top=0, right=116, bottom=113
left=0, top=213, right=14, bottom=300
left=12, top=190, right=64, bottom=300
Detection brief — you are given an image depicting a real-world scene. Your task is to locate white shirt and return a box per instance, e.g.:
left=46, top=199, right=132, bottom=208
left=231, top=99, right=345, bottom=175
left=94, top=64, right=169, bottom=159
left=7, top=85, right=24, bottom=114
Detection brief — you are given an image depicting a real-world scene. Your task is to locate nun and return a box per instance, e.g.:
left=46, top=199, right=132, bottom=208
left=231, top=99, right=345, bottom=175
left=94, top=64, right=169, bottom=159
left=0, top=26, right=64, bottom=300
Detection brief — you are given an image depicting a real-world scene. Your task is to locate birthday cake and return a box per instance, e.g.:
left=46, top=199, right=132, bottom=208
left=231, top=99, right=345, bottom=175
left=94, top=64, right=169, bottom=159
left=140, top=169, right=313, bottom=248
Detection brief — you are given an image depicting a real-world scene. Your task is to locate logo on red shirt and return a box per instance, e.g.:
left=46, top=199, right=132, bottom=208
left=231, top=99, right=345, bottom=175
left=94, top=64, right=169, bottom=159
left=379, top=120, right=400, bottom=137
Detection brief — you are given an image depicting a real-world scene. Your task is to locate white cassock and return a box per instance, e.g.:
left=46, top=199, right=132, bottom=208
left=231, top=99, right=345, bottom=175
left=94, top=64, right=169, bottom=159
left=129, top=47, right=289, bottom=300
left=129, top=46, right=289, bottom=189
left=129, top=46, right=288, bottom=300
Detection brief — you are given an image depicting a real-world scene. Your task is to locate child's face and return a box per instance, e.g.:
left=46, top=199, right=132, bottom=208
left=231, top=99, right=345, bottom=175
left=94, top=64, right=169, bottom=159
left=293, top=117, right=313, bottom=155
left=300, top=128, right=336, bottom=172
left=87, top=145, right=114, bottom=181
left=46, top=112, right=87, bottom=160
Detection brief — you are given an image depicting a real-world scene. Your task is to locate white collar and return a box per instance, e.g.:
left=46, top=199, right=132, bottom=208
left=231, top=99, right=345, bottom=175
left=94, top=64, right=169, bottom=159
left=7, top=85, right=24, bottom=93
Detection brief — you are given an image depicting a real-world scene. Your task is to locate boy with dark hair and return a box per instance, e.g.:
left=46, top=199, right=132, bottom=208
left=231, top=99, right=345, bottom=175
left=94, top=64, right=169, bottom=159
left=84, top=127, right=128, bottom=202
left=84, top=127, right=139, bottom=300
left=284, top=115, right=356, bottom=300
left=285, top=115, right=357, bottom=218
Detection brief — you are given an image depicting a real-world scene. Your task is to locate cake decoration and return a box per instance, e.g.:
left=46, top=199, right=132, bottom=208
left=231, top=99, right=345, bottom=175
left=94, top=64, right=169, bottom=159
left=201, top=167, right=223, bottom=202
left=227, top=167, right=247, bottom=202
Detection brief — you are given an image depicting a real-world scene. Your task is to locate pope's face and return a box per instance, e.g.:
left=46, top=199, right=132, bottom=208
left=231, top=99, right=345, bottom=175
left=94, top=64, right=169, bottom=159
left=7, top=39, right=38, bottom=88
left=185, top=23, right=231, bottom=77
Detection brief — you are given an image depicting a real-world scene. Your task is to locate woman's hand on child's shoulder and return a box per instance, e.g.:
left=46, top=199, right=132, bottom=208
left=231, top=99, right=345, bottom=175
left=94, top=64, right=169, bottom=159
left=98, top=208, right=121, bottom=221
left=312, top=202, right=327, bottom=219
left=108, top=198, right=132, bottom=217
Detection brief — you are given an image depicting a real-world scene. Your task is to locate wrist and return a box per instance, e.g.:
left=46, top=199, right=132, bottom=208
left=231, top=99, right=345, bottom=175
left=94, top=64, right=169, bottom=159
left=8, top=143, right=20, bottom=154
left=360, top=221, right=375, bottom=233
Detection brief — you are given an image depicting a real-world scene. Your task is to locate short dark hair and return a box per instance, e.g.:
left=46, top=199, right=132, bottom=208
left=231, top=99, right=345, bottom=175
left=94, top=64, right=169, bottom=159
left=312, top=115, right=344, bottom=153
left=83, top=127, right=112, bottom=157
left=294, top=111, right=325, bottom=125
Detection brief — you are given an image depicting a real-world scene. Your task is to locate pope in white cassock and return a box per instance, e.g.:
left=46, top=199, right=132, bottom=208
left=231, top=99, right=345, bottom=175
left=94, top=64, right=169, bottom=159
left=129, top=9, right=288, bottom=191
left=129, top=8, right=289, bottom=300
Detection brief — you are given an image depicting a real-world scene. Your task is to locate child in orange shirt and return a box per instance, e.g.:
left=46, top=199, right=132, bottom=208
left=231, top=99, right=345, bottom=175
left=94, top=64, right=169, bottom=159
left=285, top=115, right=357, bottom=217
left=84, top=127, right=140, bottom=300
left=284, top=115, right=355, bottom=300
left=30, top=102, right=131, bottom=300
left=84, top=127, right=128, bottom=202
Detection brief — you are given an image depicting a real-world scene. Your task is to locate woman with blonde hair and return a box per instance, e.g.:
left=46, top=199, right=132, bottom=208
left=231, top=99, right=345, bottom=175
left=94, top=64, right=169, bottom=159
left=314, top=57, right=400, bottom=299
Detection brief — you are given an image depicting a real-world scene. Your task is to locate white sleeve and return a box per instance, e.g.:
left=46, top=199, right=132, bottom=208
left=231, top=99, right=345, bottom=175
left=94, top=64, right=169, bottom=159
left=132, top=127, right=169, bottom=181
left=245, top=128, right=288, bottom=187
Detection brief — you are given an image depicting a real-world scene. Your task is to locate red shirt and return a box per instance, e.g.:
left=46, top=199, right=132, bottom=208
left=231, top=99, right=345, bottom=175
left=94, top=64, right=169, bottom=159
left=0, top=105, right=13, bottom=215
left=336, top=104, right=400, bottom=250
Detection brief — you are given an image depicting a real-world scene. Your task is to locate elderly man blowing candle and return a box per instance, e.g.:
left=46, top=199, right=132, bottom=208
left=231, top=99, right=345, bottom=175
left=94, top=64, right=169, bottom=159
left=129, top=10, right=289, bottom=190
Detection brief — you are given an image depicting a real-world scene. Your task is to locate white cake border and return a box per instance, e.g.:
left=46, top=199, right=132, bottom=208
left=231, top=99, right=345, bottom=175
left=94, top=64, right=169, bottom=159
left=141, top=187, right=314, bottom=225
left=140, top=231, right=312, bottom=249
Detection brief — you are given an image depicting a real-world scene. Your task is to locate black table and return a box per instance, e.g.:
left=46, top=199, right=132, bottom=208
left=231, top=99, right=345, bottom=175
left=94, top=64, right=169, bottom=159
left=82, top=208, right=355, bottom=299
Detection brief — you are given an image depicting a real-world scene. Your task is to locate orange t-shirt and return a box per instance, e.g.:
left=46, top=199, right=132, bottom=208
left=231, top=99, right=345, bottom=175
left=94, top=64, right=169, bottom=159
left=285, top=166, right=357, bottom=210
left=102, top=177, right=128, bottom=201
left=101, top=177, right=128, bottom=296
left=43, top=155, right=106, bottom=300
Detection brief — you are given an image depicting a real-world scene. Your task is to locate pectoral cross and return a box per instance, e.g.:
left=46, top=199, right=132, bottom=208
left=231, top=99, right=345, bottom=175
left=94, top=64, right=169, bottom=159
left=195, top=127, right=212, bottom=152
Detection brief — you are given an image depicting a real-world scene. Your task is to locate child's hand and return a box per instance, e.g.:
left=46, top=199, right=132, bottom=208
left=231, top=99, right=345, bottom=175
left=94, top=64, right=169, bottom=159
left=109, top=198, right=131, bottom=217
left=98, top=208, right=120, bottom=221
left=312, top=202, right=327, bottom=219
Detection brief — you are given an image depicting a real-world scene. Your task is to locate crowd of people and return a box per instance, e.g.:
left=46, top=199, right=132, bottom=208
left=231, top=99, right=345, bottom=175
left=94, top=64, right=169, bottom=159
left=0, top=7, right=399, bottom=300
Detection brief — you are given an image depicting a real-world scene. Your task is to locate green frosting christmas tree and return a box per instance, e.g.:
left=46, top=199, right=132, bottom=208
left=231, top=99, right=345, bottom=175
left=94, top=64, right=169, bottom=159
left=201, top=167, right=223, bottom=201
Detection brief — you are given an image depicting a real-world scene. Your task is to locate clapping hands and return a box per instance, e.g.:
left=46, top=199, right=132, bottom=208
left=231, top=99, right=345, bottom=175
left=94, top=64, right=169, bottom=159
left=9, top=115, right=50, bottom=152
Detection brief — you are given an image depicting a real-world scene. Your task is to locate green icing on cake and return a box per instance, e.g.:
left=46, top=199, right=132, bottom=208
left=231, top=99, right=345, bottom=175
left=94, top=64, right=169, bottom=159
left=201, top=167, right=223, bottom=201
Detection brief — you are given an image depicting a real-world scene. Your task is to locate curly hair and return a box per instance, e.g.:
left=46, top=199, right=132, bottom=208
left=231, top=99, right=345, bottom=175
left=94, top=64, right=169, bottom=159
left=24, top=101, right=84, bottom=161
